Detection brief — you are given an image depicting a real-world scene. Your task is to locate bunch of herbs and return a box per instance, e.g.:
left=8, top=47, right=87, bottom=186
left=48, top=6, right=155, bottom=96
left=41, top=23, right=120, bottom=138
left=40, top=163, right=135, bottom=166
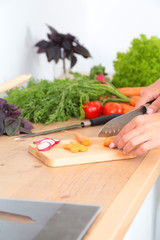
left=5, top=72, right=129, bottom=124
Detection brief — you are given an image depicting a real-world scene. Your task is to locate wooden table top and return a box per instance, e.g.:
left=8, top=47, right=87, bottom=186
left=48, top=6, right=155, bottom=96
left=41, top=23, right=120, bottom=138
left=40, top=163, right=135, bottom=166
left=1, top=118, right=160, bottom=240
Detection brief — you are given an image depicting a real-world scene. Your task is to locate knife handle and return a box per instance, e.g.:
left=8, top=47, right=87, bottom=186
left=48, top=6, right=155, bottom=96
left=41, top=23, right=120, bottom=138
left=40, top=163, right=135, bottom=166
left=89, top=113, right=121, bottom=126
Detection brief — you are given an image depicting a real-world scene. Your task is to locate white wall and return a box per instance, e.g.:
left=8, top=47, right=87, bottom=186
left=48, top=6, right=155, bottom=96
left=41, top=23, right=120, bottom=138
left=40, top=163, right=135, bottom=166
left=0, top=0, right=160, bottom=83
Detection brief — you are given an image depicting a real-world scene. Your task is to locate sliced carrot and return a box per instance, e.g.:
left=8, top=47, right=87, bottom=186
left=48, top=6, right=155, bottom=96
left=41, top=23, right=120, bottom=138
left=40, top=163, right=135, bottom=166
left=63, top=143, right=74, bottom=150
left=129, top=96, right=140, bottom=106
left=104, top=137, right=115, bottom=147
left=70, top=145, right=80, bottom=153
left=67, top=131, right=91, bottom=146
left=118, top=87, right=146, bottom=97
left=120, top=103, right=135, bottom=114
left=63, top=141, right=88, bottom=153
left=78, top=144, right=88, bottom=152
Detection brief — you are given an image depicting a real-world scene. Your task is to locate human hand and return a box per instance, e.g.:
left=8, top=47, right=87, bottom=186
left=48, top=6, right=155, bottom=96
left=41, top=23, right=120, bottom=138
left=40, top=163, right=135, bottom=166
left=109, top=113, right=160, bottom=156
left=136, top=79, right=160, bottom=113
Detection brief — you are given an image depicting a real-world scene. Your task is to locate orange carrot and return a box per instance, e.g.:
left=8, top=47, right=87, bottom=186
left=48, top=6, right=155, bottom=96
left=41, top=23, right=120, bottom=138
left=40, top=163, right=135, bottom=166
left=77, top=144, right=88, bottom=152
left=129, top=96, right=140, bottom=106
left=118, top=87, right=146, bottom=97
left=104, top=137, right=115, bottom=147
left=63, top=141, right=88, bottom=153
left=120, top=103, right=135, bottom=114
left=67, top=131, right=91, bottom=146
left=70, top=145, right=81, bottom=153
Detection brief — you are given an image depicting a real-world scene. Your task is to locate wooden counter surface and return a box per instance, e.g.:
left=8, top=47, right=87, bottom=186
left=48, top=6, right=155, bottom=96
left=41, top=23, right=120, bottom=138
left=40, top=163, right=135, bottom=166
left=1, top=118, right=160, bottom=240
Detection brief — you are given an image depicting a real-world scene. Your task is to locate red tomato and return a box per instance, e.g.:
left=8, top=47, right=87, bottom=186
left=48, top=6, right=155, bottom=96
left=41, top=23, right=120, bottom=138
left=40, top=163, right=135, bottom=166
left=103, top=102, right=123, bottom=115
left=83, top=101, right=103, bottom=119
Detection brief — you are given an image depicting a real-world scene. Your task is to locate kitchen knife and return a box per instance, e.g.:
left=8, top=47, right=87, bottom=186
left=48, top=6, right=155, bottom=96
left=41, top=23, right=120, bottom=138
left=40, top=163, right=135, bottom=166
left=98, top=102, right=151, bottom=137
left=0, top=199, right=101, bottom=240
left=0, top=210, right=35, bottom=224
left=14, top=113, right=121, bottom=140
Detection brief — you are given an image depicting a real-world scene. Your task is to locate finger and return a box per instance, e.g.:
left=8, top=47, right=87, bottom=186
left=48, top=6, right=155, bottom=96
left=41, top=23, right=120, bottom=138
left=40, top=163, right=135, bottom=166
left=134, top=139, right=160, bottom=156
left=122, top=132, right=150, bottom=154
left=135, top=95, right=154, bottom=109
left=147, top=96, right=160, bottom=114
left=109, top=119, right=137, bottom=149
left=117, top=127, right=145, bottom=150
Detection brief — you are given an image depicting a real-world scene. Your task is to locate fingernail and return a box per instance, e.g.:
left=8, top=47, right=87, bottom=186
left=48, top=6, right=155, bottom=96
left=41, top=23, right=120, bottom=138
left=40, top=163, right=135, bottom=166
left=109, top=142, right=115, bottom=148
left=147, top=108, right=154, bottom=114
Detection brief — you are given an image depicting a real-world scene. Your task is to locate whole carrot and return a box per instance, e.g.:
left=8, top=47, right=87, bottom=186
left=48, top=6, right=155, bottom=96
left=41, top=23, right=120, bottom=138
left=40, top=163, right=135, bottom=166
left=118, top=87, right=146, bottom=97
left=120, top=103, right=135, bottom=114
left=129, top=96, right=140, bottom=106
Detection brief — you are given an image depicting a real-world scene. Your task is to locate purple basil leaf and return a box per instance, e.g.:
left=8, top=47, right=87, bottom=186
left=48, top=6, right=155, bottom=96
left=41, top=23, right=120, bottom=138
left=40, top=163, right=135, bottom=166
left=47, top=25, right=58, bottom=35
left=73, top=44, right=91, bottom=58
left=0, top=109, right=5, bottom=135
left=9, top=109, right=22, bottom=118
left=4, top=117, right=21, bottom=136
left=6, top=103, right=19, bottom=111
left=66, top=34, right=76, bottom=42
left=46, top=45, right=60, bottom=62
left=70, top=55, right=77, bottom=68
left=62, top=39, right=72, bottom=51
left=19, top=127, right=32, bottom=134
left=47, top=34, right=62, bottom=45
left=35, top=40, right=49, bottom=48
left=20, top=118, right=34, bottom=130
left=0, top=98, right=7, bottom=108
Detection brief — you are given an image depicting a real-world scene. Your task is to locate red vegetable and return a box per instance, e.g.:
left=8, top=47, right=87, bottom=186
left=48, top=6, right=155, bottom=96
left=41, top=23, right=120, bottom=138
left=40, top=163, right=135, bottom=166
left=83, top=101, right=103, bottom=119
left=41, top=138, right=56, bottom=146
left=37, top=141, right=52, bottom=151
left=33, top=137, right=50, bottom=144
left=103, top=102, right=123, bottom=115
left=96, top=74, right=106, bottom=84
left=54, top=139, right=60, bottom=144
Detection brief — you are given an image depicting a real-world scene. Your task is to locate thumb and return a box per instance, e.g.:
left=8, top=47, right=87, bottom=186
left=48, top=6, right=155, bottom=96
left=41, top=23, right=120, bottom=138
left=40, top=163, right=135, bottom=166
left=135, top=96, right=153, bottom=108
left=147, top=97, right=160, bottom=114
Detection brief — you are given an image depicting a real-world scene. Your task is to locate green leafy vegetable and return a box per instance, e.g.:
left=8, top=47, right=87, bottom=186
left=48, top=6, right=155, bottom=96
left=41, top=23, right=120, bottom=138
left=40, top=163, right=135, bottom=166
left=89, top=64, right=107, bottom=79
left=112, top=34, right=160, bottom=87
left=5, top=72, right=129, bottom=124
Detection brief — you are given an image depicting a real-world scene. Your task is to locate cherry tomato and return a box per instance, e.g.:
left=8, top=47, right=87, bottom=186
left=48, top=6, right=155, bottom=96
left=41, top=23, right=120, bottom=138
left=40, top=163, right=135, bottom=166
left=83, top=101, right=103, bottom=119
left=103, top=102, right=123, bottom=115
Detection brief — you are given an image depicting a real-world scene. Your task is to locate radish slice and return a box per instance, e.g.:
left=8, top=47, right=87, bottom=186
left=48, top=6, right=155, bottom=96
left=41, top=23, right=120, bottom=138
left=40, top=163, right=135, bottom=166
left=37, top=142, right=52, bottom=151
left=54, top=139, right=60, bottom=144
left=41, top=138, right=56, bottom=146
left=33, top=137, right=49, bottom=144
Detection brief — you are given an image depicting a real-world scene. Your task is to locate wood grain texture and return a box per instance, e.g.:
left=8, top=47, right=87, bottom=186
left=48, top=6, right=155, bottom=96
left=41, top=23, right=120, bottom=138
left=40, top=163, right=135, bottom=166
left=28, top=137, right=136, bottom=167
left=1, top=119, right=160, bottom=240
left=0, top=74, right=31, bottom=93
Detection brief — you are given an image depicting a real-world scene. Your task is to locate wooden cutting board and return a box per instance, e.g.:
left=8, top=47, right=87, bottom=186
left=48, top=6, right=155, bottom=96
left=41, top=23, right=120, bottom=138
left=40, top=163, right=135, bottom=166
left=28, top=137, right=136, bottom=167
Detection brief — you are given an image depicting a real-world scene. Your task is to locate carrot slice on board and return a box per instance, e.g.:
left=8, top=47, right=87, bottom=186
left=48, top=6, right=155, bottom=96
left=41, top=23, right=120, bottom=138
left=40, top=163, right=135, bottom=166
left=66, top=131, right=91, bottom=146
left=104, top=137, right=115, bottom=147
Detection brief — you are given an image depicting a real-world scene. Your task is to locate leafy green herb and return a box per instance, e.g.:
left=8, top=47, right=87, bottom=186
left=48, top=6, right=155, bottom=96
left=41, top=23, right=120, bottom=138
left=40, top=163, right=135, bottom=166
left=5, top=73, right=129, bottom=124
left=112, top=34, right=160, bottom=87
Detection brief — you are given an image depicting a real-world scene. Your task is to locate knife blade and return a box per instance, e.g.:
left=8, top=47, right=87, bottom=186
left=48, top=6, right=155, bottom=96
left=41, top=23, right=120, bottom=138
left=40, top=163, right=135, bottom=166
left=98, top=102, right=151, bottom=137
left=14, top=113, right=121, bottom=140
